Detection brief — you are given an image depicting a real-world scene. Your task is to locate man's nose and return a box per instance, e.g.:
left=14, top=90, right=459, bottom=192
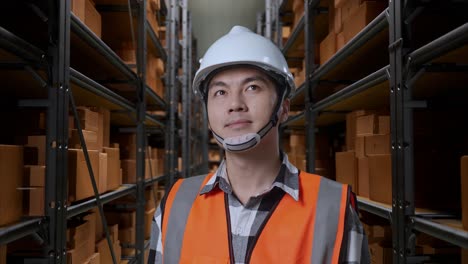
left=228, top=92, right=247, bottom=113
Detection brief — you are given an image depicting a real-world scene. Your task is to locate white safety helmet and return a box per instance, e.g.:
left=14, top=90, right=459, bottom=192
left=193, top=25, right=295, bottom=153
left=193, top=25, right=295, bottom=101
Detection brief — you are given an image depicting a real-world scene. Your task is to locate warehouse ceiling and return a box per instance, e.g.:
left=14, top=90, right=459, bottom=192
left=188, top=0, right=265, bottom=59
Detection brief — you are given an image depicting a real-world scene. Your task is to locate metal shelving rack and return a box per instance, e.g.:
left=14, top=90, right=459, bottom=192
left=273, top=0, right=468, bottom=263
left=0, top=0, right=173, bottom=263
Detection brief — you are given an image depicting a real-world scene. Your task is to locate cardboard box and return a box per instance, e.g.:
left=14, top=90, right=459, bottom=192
left=83, top=212, right=97, bottom=257
left=96, top=239, right=121, bottom=264
left=84, top=0, right=102, bottom=38
left=92, top=208, right=104, bottom=241
left=99, top=153, right=108, bottom=194
left=68, top=149, right=99, bottom=202
left=342, top=1, right=386, bottom=43
left=27, top=136, right=46, bottom=166
left=89, top=107, right=110, bottom=151
left=336, top=31, right=345, bottom=51
left=0, top=244, right=6, bottom=264
left=77, top=107, right=99, bottom=132
left=378, top=115, right=390, bottom=134
left=462, top=156, right=468, bottom=230
left=356, top=114, right=379, bottom=136
left=462, top=249, right=468, bottom=264
left=24, top=165, right=46, bottom=187
left=290, top=134, right=305, bottom=147
left=69, top=129, right=99, bottom=151
left=346, top=110, right=369, bottom=151
left=358, top=157, right=370, bottom=197
left=22, top=187, right=44, bottom=216
left=71, top=0, right=85, bottom=21
left=0, top=145, right=23, bottom=226
left=86, top=253, right=100, bottom=264
left=365, top=134, right=391, bottom=155
left=335, top=151, right=357, bottom=190
left=121, top=159, right=157, bottom=183
left=105, top=211, right=135, bottom=229
left=23, top=146, right=39, bottom=165
left=369, top=242, right=392, bottom=264
left=103, top=147, right=121, bottom=191
left=320, top=32, right=337, bottom=65
left=341, top=0, right=360, bottom=22
left=334, top=7, right=343, bottom=33
left=67, top=220, right=90, bottom=249
left=369, top=154, right=392, bottom=204
left=355, top=136, right=365, bottom=158
left=118, top=227, right=135, bottom=245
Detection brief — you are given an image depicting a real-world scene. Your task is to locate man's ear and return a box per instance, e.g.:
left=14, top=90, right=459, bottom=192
left=279, top=99, right=290, bottom=123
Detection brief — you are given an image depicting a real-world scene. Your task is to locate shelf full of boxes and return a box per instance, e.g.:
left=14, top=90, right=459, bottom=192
left=0, top=0, right=179, bottom=263
left=275, top=0, right=468, bottom=263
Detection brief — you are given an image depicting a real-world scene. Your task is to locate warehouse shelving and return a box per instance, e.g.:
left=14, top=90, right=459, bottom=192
left=274, top=0, right=468, bottom=263
left=0, top=1, right=180, bottom=263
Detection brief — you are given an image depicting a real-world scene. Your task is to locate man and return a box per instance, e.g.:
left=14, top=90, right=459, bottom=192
left=148, top=25, right=370, bottom=264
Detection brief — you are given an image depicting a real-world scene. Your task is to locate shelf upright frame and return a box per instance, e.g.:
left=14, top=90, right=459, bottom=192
left=165, top=0, right=179, bottom=188
left=304, top=0, right=319, bottom=173
left=134, top=0, right=148, bottom=263
left=46, top=0, right=70, bottom=262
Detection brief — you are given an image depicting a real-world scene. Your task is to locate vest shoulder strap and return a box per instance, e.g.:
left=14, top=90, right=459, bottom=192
left=163, top=174, right=210, bottom=264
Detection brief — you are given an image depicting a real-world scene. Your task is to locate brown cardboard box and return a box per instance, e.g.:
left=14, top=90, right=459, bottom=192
left=369, top=242, right=392, bottom=264
left=99, top=153, right=107, bottom=194
left=84, top=0, right=102, bottom=38
left=96, top=239, right=121, bottom=264
left=341, top=0, right=360, bottom=22
left=77, top=107, right=99, bottom=132
left=320, top=32, right=337, bottom=65
left=23, top=146, right=39, bottom=165
left=22, top=187, right=44, bottom=216
left=365, top=134, right=390, bottom=155
left=68, top=149, right=99, bottom=202
left=69, top=129, right=99, bottom=151
left=336, top=31, right=345, bottom=51
left=92, top=208, right=104, bottom=241
left=67, top=220, right=90, bottom=249
left=290, top=134, right=305, bottom=148
left=118, top=227, right=135, bottom=244
left=335, top=151, right=357, bottom=190
left=67, top=240, right=91, bottom=264
left=0, top=145, right=23, bottom=226
left=356, top=114, right=378, bottom=136
left=103, top=147, right=121, bottom=191
left=378, top=115, right=390, bottom=134
left=355, top=136, right=365, bottom=158
left=462, top=249, right=468, bottom=264
left=346, top=110, right=369, bottom=151
left=0, top=244, right=5, bottom=264
left=334, top=7, right=343, bottom=33
left=105, top=211, right=135, bottom=229
left=87, top=253, right=100, bottom=264
left=342, top=1, right=386, bottom=43
left=121, top=159, right=157, bottom=183
left=83, top=212, right=97, bottom=258
left=90, top=107, right=111, bottom=151
left=71, top=0, right=85, bottom=21
left=358, top=157, right=370, bottom=197
left=369, top=154, right=392, bottom=204
left=24, top=165, right=46, bottom=187
left=145, top=208, right=156, bottom=239
left=27, top=136, right=46, bottom=165
left=461, top=156, right=468, bottom=230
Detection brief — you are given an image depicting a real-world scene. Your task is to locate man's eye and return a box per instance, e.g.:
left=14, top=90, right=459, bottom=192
left=247, top=85, right=259, bottom=91
left=214, top=90, right=226, bottom=96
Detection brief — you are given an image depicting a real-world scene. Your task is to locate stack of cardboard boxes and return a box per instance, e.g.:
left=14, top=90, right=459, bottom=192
left=362, top=215, right=393, bottom=264
left=0, top=145, right=23, bottom=226
left=336, top=110, right=391, bottom=202
left=320, top=0, right=386, bottom=65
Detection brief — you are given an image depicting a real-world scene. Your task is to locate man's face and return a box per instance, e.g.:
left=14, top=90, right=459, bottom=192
left=206, top=67, right=282, bottom=139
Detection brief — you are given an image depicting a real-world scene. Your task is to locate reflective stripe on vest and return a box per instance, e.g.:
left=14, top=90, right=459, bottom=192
left=162, top=172, right=348, bottom=264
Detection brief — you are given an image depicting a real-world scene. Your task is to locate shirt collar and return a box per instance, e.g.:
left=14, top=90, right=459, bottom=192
left=199, top=152, right=300, bottom=201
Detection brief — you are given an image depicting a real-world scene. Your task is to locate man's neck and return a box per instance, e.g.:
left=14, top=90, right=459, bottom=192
left=224, top=138, right=281, bottom=205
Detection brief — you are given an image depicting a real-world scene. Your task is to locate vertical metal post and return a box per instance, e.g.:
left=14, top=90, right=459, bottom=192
left=181, top=0, right=189, bottom=178
left=256, top=12, right=263, bottom=35
left=304, top=0, right=317, bottom=173
left=389, top=0, right=414, bottom=263
left=165, top=0, right=179, bottom=188
left=46, top=0, right=70, bottom=262
left=275, top=0, right=282, bottom=46
left=188, top=12, right=193, bottom=176
left=265, top=0, right=272, bottom=39
left=135, top=0, right=147, bottom=262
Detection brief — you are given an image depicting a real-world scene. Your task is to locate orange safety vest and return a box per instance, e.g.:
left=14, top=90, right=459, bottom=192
left=161, top=171, right=349, bottom=264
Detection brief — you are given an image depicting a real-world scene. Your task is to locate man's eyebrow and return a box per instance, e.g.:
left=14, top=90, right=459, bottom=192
left=208, top=80, right=228, bottom=89
left=242, top=75, right=269, bottom=85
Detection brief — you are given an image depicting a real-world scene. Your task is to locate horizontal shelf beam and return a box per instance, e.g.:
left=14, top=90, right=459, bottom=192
left=357, top=197, right=392, bottom=221
left=311, top=8, right=388, bottom=82
left=70, top=68, right=135, bottom=112
left=145, top=175, right=166, bottom=186
left=147, top=21, right=167, bottom=62
left=0, top=217, right=46, bottom=245
left=146, top=84, right=166, bottom=109
left=312, top=66, right=389, bottom=112
left=411, top=216, right=468, bottom=249
left=0, top=26, right=45, bottom=65
left=71, top=14, right=136, bottom=81
left=282, top=14, right=304, bottom=55
left=67, top=185, right=136, bottom=218
left=408, top=23, right=468, bottom=67
left=282, top=111, right=305, bottom=127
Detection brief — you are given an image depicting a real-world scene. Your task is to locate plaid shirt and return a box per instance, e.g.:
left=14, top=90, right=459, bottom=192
left=148, top=153, right=370, bottom=263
